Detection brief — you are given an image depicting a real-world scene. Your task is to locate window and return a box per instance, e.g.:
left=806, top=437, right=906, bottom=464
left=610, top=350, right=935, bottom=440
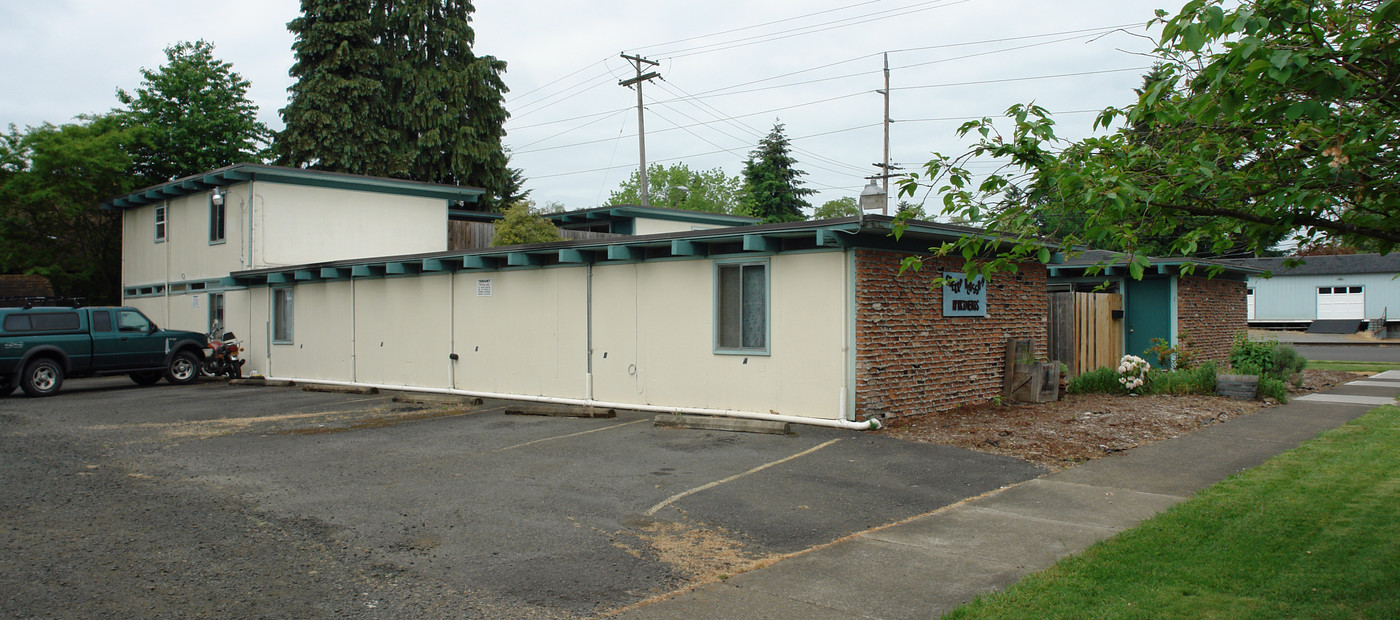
left=91, top=310, right=113, bottom=332
left=3, top=313, right=81, bottom=332
left=715, top=261, right=768, bottom=353
left=208, top=292, right=225, bottom=332
left=155, top=204, right=167, bottom=242
left=209, top=192, right=226, bottom=243
left=117, top=309, right=153, bottom=333
left=273, top=288, right=293, bottom=343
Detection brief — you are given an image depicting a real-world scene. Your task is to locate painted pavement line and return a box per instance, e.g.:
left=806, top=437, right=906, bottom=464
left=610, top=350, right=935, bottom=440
left=1295, top=393, right=1399, bottom=406
left=645, top=438, right=843, bottom=516
left=490, top=418, right=650, bottom=453
left=1372, top=370, right=1400, bottom=380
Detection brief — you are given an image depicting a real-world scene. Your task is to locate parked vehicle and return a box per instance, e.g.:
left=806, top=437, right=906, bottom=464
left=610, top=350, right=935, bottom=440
left=202, top=328, right=245, bottom=378
left=0, top=305, right=207, bottom=397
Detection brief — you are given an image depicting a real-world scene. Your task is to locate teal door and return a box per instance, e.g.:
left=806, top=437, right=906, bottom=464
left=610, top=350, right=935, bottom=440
left=1124, top=277, right=1172, bottom=360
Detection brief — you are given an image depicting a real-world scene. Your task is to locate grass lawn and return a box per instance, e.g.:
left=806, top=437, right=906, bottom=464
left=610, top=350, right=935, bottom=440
left=1307, top=360, right=1400, bottom=373
left=945, top=406, right=1400, bottom=619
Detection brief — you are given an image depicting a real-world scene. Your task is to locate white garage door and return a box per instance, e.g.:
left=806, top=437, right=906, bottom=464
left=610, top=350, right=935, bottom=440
left=1317, top=286, right=1364, bottom=320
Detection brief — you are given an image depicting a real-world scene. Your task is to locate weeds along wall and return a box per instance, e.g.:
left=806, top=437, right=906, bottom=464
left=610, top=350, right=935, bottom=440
left=1176, top=275, right=1247, bottom=363
left=853, top=250, right=1048, bottom=419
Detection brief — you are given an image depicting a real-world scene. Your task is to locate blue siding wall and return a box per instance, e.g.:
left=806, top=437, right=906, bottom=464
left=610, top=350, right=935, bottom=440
left=1247, top=273, right=1400, bottom=321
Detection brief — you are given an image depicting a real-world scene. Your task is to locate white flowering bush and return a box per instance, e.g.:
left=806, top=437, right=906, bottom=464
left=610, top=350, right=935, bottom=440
left=1116, top=354, right=1151, bottom=394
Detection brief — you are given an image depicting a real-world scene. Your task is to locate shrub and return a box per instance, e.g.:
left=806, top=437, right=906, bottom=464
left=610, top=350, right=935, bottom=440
left=1258, top=376, right=1289, bottom=403
left=1229, top=334, right=1275, bottom=376
left=492, top=200, right=561, bottom=246
left=1067, top=367, right=1124, bottom=395
left=1271, top=344, right=1308, bottom=380
left=1116, top=354, right=1151, bottom=394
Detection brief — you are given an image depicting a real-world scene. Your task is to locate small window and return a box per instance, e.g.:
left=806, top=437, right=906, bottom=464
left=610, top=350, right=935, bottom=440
left=273, top=288, right=294, bottom=343
left=155, top=204, right=167, bottom=242
left=715, top=261, right=769, bottom=353
left=117, top=309, right=153, bottom=333
left=1350, top=286, right=1362, bottom=294
left=19, top=313, right=82, bottom=332
left=3, top=315, right=31, bottom=332
left=91, top=310, right=113, bottom=332
left=209, top=292, right=225, bottom=332
left=209, top=192, right=226, bottom=243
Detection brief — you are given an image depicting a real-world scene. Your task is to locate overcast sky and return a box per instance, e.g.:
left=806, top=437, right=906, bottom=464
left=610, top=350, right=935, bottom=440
left=0, top=0, right=1179, bottom=212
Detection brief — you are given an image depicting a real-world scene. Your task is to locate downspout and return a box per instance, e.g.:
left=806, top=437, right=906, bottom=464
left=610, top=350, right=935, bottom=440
left=585, top=263, right=594, bottom=400
left=261, top=376, right=881, bottom=430
left=246, top=180, right=256, bottom=268
left=350, top=277, right=358, bottom=383
left=449, top=273, right=456, bottom=389
left=162, top=200, right=170, bottom=326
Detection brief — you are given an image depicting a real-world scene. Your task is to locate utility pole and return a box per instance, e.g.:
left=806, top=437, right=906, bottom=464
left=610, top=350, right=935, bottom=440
left=619, top=53, right=660, bottom=206
left=870, top=52, right=897, bottom=215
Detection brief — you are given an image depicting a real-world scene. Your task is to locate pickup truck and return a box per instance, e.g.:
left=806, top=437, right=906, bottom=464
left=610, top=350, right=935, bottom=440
left=0, top=305, right=208, bottom=397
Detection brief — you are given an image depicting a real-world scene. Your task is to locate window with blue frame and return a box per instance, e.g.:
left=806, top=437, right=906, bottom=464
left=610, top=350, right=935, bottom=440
left=715, top=260, right=768, bottom=354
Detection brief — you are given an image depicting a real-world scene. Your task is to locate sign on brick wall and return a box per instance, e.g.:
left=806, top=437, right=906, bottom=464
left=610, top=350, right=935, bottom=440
left=943, top=272, right=986, bottom=317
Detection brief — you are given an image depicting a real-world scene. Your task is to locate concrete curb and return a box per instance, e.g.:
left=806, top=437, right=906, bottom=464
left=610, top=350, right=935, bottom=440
left=303, top=384, right=379, bottom=395
left=653, top=413, right=790, bottom=435
left=228, top=378, right=295, bottom=388
left=504, top=404, right=616, bottom=418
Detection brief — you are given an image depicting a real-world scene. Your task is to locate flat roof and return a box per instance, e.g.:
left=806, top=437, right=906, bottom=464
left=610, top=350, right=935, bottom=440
left=100, top=163, right=486, bottom=210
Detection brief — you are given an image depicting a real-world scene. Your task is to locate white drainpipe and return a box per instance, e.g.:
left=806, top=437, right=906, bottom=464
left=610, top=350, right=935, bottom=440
left=260, top=376, right=881, bottom=431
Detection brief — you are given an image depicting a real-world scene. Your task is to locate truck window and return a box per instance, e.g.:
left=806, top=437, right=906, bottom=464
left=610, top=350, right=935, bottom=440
left=91, top=310, right=113, bottom=332
left=117, top=309, right=153, bottom=333
left=3, top=315, right=31, bottom=332
left=2, top=313, right=80, bottom=332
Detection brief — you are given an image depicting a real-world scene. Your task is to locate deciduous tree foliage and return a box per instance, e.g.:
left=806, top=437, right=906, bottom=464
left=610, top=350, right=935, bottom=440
left=0, top=116, right=142, bottom=303
left=813, top=196, right=860, bottom=219
left=491, top=200, right=560, bottom=246
left=898, top=0, right=1400, bottom=281
left=118, top=40, right=270, bottom=184
left=279, top=0, right=520, bottom=210
left=607, top=163, right=743, bottom=214
left=741, top=123, right=813, bottom=223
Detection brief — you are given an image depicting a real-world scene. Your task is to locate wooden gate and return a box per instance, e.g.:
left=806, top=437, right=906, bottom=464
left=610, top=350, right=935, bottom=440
left=1047, top=292, right=1123, bottom=377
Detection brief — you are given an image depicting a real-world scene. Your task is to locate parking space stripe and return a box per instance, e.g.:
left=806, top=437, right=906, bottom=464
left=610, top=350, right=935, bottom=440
left=490, top=418, right=650, bottom=453
left=644, top=438, right=843, bottom=516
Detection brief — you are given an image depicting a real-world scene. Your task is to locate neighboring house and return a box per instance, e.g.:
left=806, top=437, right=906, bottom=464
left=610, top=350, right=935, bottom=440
left=1047, top=251, right=1259, bottom=371
left=1226, top=254, right=1400, bottom=335
left=103, top=165, right=1052, bottom=426
left=0, top=275, right=55, bottom=306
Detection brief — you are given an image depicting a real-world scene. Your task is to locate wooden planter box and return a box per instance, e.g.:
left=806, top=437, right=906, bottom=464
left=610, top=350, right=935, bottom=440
left=1216, top=374, right=1260, bottom=401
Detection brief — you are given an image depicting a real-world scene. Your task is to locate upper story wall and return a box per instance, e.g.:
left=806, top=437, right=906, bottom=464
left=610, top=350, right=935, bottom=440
left=1247, top=272, right=1400, bottom=320
left=122, top=179, right=451, bottom=287
left=630, top=217, right=737, bottom=236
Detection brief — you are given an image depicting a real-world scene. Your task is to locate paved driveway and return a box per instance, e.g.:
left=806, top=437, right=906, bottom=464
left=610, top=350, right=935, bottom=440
left=1, top=377, right=1041, bottom=618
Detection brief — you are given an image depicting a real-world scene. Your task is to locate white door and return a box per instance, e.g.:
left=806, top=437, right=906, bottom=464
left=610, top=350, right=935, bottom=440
left=1317, top=286, right=1364, bottom=320
left=1246, top=288, right=1255, bottom=320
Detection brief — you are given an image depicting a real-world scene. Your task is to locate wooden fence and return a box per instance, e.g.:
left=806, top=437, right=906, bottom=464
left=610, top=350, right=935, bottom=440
left=1048, top=291, right=1124, bottom=377
left=448, top=221, right=623, bottom=251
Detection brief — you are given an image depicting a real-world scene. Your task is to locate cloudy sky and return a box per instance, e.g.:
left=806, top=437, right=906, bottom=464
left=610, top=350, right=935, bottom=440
left=0, top=0, right=1179, bottom=212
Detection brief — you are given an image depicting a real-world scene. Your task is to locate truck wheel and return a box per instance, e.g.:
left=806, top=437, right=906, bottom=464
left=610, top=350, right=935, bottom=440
left=164, top=350, right=200, bottom=385
left=20, top=358, right=64, bottom=397
left=130, top=371, right=163, bottom=386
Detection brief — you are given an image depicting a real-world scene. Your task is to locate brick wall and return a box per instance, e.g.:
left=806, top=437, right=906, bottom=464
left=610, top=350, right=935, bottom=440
left=1176, top=275, right=1246, bottom=363
left=853, top=249, right=1047, bottom=419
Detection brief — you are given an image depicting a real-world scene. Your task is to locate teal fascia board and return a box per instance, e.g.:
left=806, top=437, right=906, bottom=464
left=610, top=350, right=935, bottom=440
left=815, top=229, right=847, bottom=247
left=671, top=239, right=707, bottom=256
left=607, top=245, right=642, bottom=261
left=351, top=264, right=384, bottom=277
left=386, top=262, right=420, bottom=275
left=421, top=259, right=449, bottom=272
left=462, top=255, right=495, bottom=269
left=101, top=163, right=485, bottom=210
left=743, top=234, right=778, bottom=252
left=320, top=267, right=351, bottom=280
left=219, top=277, right=241, bottom=287
left=558, top=249, right=594, bottom=264
left=293, top=270, right=317, bottom=281
left=267, top=273, right=291, bottom=284
left=507, top=253, right=543, bottom=267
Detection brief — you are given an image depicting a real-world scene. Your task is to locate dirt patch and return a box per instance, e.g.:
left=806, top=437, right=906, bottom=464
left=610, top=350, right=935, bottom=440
left=613, top=517, right=770, bottom=582
left=879, top=369, right=1369, bottom=471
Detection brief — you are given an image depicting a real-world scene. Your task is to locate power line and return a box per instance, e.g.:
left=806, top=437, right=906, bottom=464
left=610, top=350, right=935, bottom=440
left=632, top=0, right=885, bottom=54
left=891, top=67, right=1151, bottom=91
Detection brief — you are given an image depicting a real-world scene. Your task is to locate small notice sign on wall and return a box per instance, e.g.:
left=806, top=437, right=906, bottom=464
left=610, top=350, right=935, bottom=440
left=476, top=278, right=493, bottom=297
left=942, top=272, right=986, bottom=317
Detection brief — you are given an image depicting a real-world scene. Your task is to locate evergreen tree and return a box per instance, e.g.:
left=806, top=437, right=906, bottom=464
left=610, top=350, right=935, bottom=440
left=117, top=40, right=270, bottom=184
left=278, top=0, right=516, bottom=210
left=740, top=123, right=812, bottom=223
left=276, top=0, right=401, bottom=175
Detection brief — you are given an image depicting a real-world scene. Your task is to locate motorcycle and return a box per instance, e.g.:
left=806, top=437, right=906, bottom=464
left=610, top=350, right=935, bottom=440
left=203, top=327, right=246, bottom=378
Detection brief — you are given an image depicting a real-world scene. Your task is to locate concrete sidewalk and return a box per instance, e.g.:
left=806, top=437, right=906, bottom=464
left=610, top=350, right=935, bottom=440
left=618, top=371, right=1400, bottom=619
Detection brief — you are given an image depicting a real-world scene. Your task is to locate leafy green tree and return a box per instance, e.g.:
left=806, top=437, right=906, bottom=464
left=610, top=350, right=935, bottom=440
left=813, top=196, right=859, bottom=219
left=608, top=163, right=743, bottom=214
left=740, top=123, right=813, bottom=223
left=491, top=200, right=560, bottom=246
left=276, top=0, right=401, bottom=176
left=898, top=0, right=1400, bottom=281
left=117, top=40, right=270, bottom=184
left=0, top=116, right=142, bottom=303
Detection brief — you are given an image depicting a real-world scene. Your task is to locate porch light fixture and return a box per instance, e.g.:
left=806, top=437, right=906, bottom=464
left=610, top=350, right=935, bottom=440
left=858, top=180, right=886, bottom=215
left=211, top=188, right=225, bottom=207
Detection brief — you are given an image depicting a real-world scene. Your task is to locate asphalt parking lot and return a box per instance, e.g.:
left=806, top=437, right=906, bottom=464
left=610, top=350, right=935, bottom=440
left=1, top=376, right=1042, bottom=618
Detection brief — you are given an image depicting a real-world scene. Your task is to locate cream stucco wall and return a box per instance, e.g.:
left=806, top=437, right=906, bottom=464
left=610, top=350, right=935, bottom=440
left=244, top=250, right=850, bottom=420
left=630, top=218, right=736, bottom=236
left=256, top=184, right=446, bottom=268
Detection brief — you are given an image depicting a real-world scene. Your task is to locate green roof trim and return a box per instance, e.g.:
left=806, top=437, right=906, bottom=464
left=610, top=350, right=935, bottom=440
left=100, top=163, right=485, bottom=211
